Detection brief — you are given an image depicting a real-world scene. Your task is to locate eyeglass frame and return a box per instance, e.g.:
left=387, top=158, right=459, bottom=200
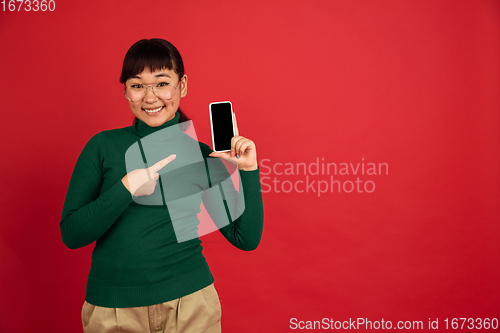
left=123, top=80, right=182, bottom=103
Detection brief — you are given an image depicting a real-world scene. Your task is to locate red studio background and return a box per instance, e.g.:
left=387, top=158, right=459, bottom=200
left=0, top=1, right=499, bottom=332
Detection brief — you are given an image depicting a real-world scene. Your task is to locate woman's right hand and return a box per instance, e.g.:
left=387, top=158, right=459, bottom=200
left=121, top=154, right=176, bottom=197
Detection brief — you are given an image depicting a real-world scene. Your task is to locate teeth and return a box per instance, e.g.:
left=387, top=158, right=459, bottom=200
left=144, top=106, right=163, bottom=113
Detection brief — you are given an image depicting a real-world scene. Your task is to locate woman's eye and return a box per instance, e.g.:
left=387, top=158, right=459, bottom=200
left=131, top=84, right=144, bottom=89
left=157, top=82, right=170, bottom=87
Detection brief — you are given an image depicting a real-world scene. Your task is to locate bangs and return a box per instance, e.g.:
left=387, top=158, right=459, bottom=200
left=120, top=39, right=181, bottom=84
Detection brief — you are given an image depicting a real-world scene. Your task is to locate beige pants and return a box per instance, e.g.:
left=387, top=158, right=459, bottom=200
left=81, top=283, right=221, bottom=333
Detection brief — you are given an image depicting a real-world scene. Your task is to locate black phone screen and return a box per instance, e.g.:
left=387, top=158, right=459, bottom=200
left=210, top=102, right=234, bottom=152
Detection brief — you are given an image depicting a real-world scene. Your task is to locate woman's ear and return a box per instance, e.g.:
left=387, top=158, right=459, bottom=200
left=180, top=74, right=188, bottom=98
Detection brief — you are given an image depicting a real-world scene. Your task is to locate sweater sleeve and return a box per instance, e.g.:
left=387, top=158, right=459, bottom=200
left=60, top=132, right=135, bottom=250
left=201, top=152, right=264, bottom=251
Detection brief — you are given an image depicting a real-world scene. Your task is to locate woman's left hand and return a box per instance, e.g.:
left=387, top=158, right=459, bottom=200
left=209, top=112, right=258, bottom=171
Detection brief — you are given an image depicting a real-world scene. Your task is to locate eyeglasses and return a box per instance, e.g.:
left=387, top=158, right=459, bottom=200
left=124, top=81, right=180, bottom=102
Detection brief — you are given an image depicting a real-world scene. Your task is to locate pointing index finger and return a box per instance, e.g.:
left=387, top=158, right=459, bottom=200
left=149, top=154, right=177, bottom=173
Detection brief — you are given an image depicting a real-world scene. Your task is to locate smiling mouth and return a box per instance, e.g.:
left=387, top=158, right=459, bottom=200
left=142, top=106, right=164, bottom=113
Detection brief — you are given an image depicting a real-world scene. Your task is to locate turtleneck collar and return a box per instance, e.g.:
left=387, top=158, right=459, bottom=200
left=130, top=111, right=181, bottom=139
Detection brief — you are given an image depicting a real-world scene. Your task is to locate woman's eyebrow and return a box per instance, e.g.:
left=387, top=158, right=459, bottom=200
left=128, top=73, right=171, bottom=80
left=155, top=73, right=171, bottom=78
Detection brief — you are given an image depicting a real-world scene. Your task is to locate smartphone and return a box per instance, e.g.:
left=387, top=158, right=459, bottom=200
left=209, top=101, right=235, bottom=152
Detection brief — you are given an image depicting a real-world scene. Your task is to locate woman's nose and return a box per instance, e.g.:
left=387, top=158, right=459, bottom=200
left=144, top=86, right=158, bottom=102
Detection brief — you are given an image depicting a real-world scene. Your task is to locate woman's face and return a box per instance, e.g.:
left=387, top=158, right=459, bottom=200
left=125, top=67, right=187, bottom=127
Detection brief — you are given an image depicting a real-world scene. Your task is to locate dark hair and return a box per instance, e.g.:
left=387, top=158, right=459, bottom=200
left=120, top=38, right=190, bottom=124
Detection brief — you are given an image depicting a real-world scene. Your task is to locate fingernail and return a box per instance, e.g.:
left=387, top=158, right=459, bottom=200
left=236, top=154, right=240, bottom=159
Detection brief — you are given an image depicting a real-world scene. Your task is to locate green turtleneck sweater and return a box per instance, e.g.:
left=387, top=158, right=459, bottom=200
left=60, top=112, right=264, bottom=308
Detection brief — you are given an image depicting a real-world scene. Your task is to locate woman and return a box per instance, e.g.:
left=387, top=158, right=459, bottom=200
left=60, top=38, right=264, bottom=333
